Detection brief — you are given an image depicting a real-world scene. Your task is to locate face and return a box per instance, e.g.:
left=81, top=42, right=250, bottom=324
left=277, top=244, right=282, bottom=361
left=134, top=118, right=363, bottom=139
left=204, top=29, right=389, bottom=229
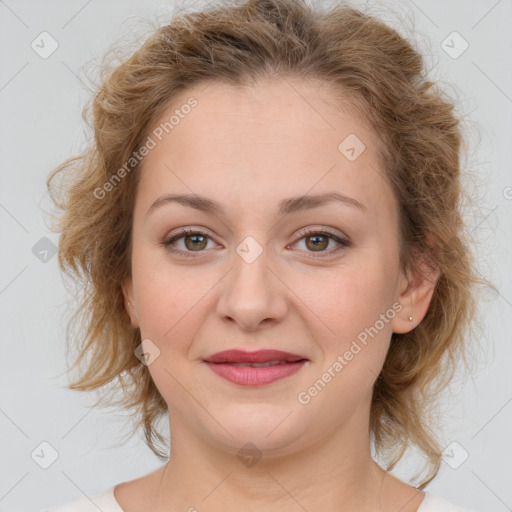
left=123, top=78, right=432, bottom=457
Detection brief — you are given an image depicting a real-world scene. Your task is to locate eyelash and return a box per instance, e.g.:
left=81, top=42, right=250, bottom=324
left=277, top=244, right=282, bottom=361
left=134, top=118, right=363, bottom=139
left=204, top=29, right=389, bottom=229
left=161, top=227, right=351, bottom=259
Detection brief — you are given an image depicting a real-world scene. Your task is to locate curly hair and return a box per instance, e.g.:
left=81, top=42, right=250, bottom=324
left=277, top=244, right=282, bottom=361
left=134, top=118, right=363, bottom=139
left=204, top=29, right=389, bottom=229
left=46, top=0, right=490, bottom=489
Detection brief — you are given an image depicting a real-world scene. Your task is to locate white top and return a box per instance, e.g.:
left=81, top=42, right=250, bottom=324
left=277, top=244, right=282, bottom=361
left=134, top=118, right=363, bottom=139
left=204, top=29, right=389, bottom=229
left=39, top=485, right=477, bottom=512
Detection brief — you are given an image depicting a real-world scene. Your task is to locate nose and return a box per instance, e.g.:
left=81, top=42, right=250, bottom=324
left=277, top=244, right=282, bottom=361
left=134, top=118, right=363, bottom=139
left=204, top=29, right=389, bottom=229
left=216, top=241, right=288, bottom=332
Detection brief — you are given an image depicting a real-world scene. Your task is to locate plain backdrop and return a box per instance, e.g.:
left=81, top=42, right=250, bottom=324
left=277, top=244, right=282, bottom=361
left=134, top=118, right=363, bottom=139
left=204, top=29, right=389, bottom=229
left=1, top=0, right=511, bottom=511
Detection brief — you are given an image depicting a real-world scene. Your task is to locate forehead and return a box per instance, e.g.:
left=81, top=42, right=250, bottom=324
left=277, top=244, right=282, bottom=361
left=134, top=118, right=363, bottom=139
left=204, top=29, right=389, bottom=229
left=136, top=78, right=395, bottom=224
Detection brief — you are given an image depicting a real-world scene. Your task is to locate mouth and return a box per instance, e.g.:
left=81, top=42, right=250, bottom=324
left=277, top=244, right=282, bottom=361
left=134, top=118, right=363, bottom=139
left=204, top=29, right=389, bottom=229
left=203, top=349, right=309, bottom=386
left=218, top=360, right=305, bottom=368
left=203, top=349, right=308, bottom=365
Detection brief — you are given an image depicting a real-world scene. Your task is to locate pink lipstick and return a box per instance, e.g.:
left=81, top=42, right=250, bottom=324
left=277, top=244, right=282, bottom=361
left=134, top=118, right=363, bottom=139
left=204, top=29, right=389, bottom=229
left=203, top=349, right=308, bottom=386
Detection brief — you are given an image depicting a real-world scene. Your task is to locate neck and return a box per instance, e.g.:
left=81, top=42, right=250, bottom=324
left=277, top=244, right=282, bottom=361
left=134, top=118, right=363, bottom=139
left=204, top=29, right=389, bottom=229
left=152, top=404, right=386, bottom=511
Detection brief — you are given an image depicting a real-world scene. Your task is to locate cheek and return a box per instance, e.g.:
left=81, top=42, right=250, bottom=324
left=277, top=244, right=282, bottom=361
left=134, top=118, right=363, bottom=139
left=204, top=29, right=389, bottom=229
left=136, top=275, right=201, bottom=341
left=298, top=254, right=396, bottom=363
left=317, top=261, right=392, bottom=320
left=132, top=248, right=215, bottom=345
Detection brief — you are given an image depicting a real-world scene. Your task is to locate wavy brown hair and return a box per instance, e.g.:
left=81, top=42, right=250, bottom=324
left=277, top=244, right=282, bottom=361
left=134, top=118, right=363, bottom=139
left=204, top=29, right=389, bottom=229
left=46, top=0, right=490, bottom=488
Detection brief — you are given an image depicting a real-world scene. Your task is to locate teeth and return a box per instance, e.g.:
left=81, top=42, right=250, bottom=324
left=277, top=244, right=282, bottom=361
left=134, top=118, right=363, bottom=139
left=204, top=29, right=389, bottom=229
left=229, top=360, right=288, bottom=368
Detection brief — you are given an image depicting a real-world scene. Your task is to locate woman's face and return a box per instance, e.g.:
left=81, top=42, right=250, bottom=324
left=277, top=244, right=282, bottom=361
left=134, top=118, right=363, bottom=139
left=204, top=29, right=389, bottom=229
left=123, top=78, right=424, bottom=456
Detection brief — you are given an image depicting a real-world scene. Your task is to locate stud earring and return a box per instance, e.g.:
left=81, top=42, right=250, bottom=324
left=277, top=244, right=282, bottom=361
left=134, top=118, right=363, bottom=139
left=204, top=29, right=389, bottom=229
left=408, top=315, right=413, bottom=322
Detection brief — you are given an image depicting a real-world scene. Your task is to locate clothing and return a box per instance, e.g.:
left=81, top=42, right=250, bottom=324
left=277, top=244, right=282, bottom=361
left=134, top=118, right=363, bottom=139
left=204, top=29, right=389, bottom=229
left=40, top=485, right=477, bottom=512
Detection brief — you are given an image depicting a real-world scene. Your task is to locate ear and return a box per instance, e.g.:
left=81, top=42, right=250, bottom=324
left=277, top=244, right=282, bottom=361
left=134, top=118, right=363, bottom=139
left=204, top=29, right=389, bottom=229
left=122, top=275, right=140, bottom=329
left=391, top=238, right=440, bottom=334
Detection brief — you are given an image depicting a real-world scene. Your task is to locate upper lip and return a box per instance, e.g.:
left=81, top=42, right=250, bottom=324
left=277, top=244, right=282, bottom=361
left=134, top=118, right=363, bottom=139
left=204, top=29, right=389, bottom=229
left=204, top=349, right=307, bottom=364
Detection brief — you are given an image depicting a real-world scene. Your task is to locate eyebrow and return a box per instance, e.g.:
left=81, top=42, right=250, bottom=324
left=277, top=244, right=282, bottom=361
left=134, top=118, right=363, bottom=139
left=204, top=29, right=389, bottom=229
left=146, top=191, right=368, bottom=218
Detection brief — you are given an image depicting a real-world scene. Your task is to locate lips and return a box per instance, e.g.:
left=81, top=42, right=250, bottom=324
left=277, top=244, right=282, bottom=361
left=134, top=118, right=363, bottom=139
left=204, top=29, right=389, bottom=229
left=206, top=361, right=306, bottom=386
left=204, top=349, right=307, bottom=365
left=203, top=349, right=309, bottom=386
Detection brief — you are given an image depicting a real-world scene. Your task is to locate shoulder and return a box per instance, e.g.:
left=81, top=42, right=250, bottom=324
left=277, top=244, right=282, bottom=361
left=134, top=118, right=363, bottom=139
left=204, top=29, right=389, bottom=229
left=38, top=486, right=123, bottom=512
left=418, top=491, right=477, bottom=512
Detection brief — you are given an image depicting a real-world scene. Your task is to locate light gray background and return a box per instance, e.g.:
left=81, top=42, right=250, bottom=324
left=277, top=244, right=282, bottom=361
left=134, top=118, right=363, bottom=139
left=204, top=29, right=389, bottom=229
left=1, top=0, right=511, bottom=511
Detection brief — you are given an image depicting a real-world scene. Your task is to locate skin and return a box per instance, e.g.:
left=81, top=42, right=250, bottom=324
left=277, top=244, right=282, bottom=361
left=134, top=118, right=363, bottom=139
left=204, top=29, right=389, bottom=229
left=120, top=77, right=439, bottom=512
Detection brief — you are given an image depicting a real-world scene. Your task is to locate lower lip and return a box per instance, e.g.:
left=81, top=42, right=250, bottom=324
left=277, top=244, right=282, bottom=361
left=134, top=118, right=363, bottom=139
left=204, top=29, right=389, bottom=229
left=204, top=361, right=307, bottom=386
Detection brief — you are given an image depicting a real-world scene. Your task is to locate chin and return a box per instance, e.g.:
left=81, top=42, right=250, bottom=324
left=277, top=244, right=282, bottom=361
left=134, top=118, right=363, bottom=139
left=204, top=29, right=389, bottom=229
left=205, top=408, right=304, bottom=455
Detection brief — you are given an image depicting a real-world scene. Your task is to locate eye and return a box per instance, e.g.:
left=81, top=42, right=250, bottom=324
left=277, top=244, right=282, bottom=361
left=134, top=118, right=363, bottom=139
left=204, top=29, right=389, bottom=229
left=290, top=228, right=351, bottom=257
left=162, top=228, right=218, bottom=258
left=161, top=227, right=351, bottom=258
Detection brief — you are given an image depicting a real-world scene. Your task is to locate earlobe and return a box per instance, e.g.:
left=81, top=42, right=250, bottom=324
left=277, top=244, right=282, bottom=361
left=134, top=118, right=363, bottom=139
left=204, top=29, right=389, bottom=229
left=391, top=243, right=440, bottom=334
